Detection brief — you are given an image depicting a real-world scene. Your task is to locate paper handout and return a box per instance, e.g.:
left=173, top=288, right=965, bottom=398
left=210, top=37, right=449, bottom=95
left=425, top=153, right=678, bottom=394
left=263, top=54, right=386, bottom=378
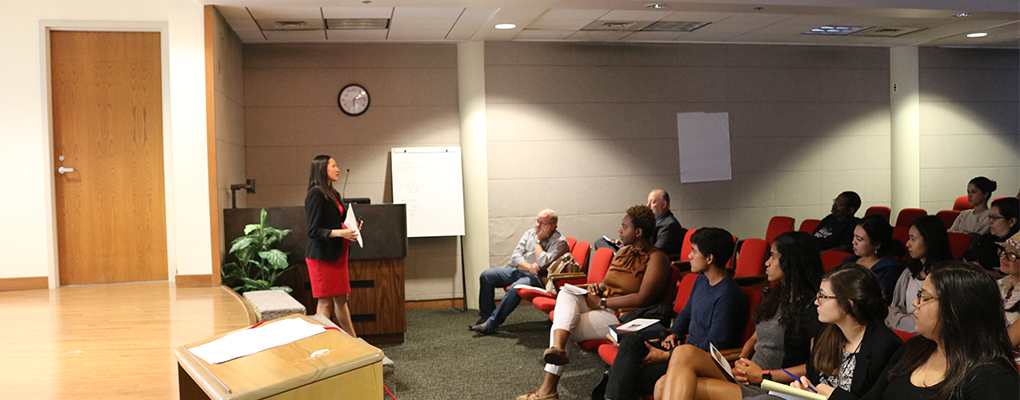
left=344, top=203, right=364, bottom=248
left=187, top=317, right=328, bottom=364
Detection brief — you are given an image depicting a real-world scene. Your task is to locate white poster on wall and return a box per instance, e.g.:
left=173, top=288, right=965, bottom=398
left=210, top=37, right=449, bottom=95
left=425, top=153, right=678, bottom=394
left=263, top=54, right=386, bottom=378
left=391, top=147, right=466, bottom=237
left=677, top=112, right=732, bottom=183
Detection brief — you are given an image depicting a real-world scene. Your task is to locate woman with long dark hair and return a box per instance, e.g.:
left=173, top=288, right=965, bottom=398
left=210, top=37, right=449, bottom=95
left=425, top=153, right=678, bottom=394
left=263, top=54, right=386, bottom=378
left=964, top=197, right=1019, bottom=273
left=304, top=155, right=361, bottom=337
left=860, top=262, right=1019, bottom=399
left=948, top=177, right=996, bottom=238
left=885, top=216, right=952, bottom=333
left=655, top=231, right=823, bottom=400
left=842, top=215, right=905, bottom=304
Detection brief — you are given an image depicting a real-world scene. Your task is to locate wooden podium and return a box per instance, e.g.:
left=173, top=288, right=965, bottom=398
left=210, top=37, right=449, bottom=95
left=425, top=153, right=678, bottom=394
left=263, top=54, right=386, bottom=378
left=175, top=314, right=384, bottom=400
left=223, top=204, right=408, bottom=344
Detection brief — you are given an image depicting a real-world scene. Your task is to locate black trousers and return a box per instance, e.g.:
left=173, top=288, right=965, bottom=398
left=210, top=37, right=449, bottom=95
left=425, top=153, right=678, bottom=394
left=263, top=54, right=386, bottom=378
left=604, top=335, right=670, bottom=400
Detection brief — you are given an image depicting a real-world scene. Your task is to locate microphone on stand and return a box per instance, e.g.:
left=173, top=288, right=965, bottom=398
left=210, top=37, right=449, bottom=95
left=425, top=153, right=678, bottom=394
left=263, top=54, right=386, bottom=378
left=341, top=169, right=350, bottom=199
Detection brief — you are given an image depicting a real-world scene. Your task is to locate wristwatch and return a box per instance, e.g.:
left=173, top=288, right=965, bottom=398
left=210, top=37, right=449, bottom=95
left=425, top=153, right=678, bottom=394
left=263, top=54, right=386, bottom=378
left=599, top=297, right=607, bottom=309
left=762, top=370, right=772, bottom=381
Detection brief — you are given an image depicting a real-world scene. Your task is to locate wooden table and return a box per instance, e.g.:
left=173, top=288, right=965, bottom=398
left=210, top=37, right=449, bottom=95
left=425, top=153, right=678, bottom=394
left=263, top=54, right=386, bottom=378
left=175, top=315, right=384, bottom=400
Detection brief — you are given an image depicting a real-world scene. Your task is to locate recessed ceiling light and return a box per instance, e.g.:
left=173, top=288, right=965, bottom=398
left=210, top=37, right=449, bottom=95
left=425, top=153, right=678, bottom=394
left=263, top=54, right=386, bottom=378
left=967, top=32, right=988, bottom=38
left=645, top=3, right=667, bottom=9
left=955, top=13, right=971, bottom=18
left=804, top=25, right=867, bottom=36
left=494, top=23, right=517, bottom=30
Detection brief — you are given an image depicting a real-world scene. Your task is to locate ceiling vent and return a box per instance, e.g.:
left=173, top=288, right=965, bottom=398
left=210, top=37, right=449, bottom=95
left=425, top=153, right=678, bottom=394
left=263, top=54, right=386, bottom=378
left=260, top=19, right=325, bottom=31
left=641, top=21, right=711, bottom=32
left=326, top=18, right=391, bottom=30
left=853, top=26, right=927, bottom=37
left=580, top=20, right=654, bottom=31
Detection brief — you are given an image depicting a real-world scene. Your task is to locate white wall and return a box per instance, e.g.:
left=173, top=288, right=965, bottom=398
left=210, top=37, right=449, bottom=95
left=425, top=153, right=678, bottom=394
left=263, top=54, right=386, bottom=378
left=0, top=0, right=211, bottom=282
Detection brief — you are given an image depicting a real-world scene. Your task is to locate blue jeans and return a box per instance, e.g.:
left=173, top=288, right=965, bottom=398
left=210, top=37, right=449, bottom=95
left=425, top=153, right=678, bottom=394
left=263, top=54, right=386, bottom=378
left=478, top=267, right=541, bottom=327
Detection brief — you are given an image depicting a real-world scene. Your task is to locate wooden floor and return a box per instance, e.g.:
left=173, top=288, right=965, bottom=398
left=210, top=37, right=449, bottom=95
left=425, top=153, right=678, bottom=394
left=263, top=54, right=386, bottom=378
left=0, top=282, right=253, bottom=399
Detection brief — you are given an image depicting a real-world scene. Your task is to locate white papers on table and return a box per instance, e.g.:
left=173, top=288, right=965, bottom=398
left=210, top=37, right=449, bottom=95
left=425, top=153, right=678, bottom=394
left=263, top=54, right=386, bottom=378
left=188, top=317, right=327, bottom=364
left=344, top=203, right=363, bottom=248
left=677, top=112, right=732, bottom=183
left=560, top=284, right=588, bottom=296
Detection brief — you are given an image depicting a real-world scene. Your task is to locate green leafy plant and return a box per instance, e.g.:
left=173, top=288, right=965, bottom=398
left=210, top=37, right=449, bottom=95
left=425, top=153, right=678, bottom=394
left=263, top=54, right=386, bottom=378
left=221, top=208, right=294, bottom=293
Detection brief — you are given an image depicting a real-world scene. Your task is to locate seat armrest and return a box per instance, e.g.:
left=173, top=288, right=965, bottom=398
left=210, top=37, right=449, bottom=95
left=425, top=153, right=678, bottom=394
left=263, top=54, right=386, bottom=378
left=549, top=272, right=588, bottom=281
left=734, top=274, right=768, bottom=287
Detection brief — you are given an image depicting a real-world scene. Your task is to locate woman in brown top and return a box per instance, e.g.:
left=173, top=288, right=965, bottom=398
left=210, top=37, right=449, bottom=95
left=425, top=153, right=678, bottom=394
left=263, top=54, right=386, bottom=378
left=517, top=205, right=672, bottom=400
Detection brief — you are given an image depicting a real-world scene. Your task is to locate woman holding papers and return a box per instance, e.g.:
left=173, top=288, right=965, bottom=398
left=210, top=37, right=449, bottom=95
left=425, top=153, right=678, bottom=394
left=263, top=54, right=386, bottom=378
left=517, top=205, right=672, bottom=400
left=304, top=155, right=361, bottom=337
left=840, top=262, right=1018, bottom=399
left=656, top=231, right=823, bottom=400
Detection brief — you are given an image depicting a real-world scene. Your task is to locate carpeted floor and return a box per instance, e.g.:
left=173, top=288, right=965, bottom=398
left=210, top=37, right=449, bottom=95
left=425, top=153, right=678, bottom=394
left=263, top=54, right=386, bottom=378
left=377, top=306, right=609, bottom=400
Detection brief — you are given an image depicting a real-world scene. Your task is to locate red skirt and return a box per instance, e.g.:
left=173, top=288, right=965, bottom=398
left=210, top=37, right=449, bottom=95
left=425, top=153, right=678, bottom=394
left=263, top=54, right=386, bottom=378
left=306, top=245, right=351, bottom=298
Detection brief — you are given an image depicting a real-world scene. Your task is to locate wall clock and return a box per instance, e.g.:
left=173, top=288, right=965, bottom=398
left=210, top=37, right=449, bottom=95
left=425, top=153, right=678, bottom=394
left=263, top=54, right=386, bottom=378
left=337, top=84, right=370, bottom=116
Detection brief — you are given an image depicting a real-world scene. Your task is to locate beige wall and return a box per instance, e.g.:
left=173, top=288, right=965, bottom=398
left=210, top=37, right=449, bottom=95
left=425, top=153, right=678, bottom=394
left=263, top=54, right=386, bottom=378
left=484, top=42, right=892, bottom=265
left=212, top=8, right=246, bottom=254
left=918, top=48, right=1020, bottom=211
left=241, top=43, right=463, bottom=301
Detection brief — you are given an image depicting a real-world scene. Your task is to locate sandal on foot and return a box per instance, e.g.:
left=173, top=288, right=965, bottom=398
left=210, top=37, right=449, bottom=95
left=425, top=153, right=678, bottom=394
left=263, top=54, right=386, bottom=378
left=516, top=390, right=559, bottom=400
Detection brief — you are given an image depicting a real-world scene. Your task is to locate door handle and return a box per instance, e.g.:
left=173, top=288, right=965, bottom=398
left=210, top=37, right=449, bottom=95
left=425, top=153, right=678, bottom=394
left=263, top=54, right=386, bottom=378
left=58, top=166, right=75, bottom=174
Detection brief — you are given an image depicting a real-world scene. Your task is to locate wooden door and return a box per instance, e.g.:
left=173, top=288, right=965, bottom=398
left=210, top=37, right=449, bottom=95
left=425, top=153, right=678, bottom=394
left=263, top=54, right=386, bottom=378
left=51, top=31, right=168, bottom=285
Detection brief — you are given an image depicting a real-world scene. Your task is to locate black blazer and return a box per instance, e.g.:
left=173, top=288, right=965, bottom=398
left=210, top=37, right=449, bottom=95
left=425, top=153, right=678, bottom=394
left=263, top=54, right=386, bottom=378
left=816, top=321, right=903, bottom=400
left=304, top=187, right=346, bottom=262
left=655, top=211, right=686, bottom=256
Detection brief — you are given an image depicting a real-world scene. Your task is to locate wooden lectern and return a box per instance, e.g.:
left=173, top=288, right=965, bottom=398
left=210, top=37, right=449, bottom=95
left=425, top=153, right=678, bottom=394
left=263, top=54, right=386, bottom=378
left=175, top=314, right=384, bottom=400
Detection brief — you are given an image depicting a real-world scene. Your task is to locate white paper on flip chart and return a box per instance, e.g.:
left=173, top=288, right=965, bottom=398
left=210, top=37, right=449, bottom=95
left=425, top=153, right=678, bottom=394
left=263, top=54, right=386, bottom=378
left=677, top=112, right=732, bottom=183
left=345, top=203, right=363, bottom=248
left=187, top=317, right=327, bottom=364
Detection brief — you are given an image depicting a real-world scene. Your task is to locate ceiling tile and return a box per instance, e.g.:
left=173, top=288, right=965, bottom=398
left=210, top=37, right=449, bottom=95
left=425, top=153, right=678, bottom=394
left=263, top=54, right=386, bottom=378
left=392, top=7, right=464, bottom=19
left=321, top=7, right=393, bottom=19
left=724, top=32, right=792, bottom=43
left=722, top=13, right=795, bottom=24
left=892, top=18, right=955, bottom=28
left=451, top=18, right=489, bottom=32
left=538, top=9, right=609, bottom=20
left=233, top=30, right=266, bottom=43
left=326, top=30, right=388, bottom=41
left=514, top=30, right=575, bottom=40
left=387, top=30, right=452, bottom=40
left=676, top=31, right=742, bottom=42
left=390, top=18, right=457, bottom=30
left=528, top=19, right=594, bottom=31
left=247, top=7, right=322, bottom=20
left=621, top=31, right=685, bottom=41
left=780, top=34, right=838, bottom=43
left=226, top=18, right=259, bottom=31
left=460, top=7, right=500, bottom=20
left=751, top=24, right=823, bottom=35
left=777, top=14, right=852, bottom=26
left=660, top=11, right=735, bottom=23
left=215, top=6, right=251, bottom=20
left=263, top=30, right=327, bottom=41
left=257, top=19, right=325, bottom=30
left=836, top=16, right=908, bottom=26
left=567, top=31, right=630, bottom=41
left=446, top=29, right=478, bottom=41
left=599, top=10, right=674, bottom=21
left=696, top=22, right=770, bottom=34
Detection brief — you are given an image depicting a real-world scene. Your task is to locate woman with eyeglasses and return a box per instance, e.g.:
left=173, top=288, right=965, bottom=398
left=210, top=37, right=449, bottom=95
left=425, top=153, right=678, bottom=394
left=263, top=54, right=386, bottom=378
left=995, top=231, right=1020, bottom=361
left=885, top=216, right=953, bottom=333
left=963, top=197, right=1019, bottom=274
left=852, top=262, right=1019, bottom=399
left=654, top=231, right=823, bottom=400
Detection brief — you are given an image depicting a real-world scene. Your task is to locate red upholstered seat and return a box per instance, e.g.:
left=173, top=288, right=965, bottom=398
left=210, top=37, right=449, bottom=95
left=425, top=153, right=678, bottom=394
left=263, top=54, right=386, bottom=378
left=821, top=251, right=852, bottom=272
left=935, top=210, right=961, bottom=229
left=798, top=219, right=821, bottom=234
left=734, top=238, right=767, bottom=278
left=893, top=329, right=917, bottom=342
left=565, top=236, right=577, bottom=252
left=953, top=196, right=973, bottom=211
left=572, top=241, right=592, bottom=272
left=865, top=206, right=891, bottom=222
left=679, top=229, right=696, bottom=262
left=947, top=232, right=970, bottom=259
left=530, top=247, right=615, bottom=311
left=765, top=216, right=795, bottom=245
left=895, top=208, right=928, bottom=229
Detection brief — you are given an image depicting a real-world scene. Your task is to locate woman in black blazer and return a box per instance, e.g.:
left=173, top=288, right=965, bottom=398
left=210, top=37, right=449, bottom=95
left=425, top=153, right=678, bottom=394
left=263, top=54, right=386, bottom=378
left=305, top=155, right=360, bottom=337
left=788, top=264, right=902, bottom=399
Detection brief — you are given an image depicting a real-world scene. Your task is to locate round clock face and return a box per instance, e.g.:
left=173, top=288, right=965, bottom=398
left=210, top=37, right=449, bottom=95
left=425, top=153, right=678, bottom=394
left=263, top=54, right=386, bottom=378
left=337, top=84, right=370, bottom=116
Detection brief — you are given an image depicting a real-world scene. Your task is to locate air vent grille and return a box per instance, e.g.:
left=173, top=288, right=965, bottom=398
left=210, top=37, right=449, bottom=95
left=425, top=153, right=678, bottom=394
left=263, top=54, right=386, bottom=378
left=581, top=20, right=654, bottom=31
left=853, top=26, right=926, bottom=37
left=642, top=21, right=711, bottom=32
left=326, top=18, right=390, bottom=30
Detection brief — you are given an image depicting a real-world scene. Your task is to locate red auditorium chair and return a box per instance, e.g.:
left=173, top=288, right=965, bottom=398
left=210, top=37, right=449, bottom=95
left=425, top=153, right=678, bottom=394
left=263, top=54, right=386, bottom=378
left=565, top=236, right=577, bottom=252
left=821, top=251, right=852, bottom=272
left=953, top=196, right=973, bottom=211
left=865, top=206, right=891, bottom=222
left=527, top=247, right=614, bottom=312
left=935, top=210, right=961, bottom=230
left=734, top=238, right=767, bottom=278
left=679, top=229, right=696, bottom=262
left=765, top=216, right=795, bottom=245
left=798, top=219, right=821, bottom=234
left=947, top=232, right=970, bottom=259
left=895, top=208, right=927, bottom=229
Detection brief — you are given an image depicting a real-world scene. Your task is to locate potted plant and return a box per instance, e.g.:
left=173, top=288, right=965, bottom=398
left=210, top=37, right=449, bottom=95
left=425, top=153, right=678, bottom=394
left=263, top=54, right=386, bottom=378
left=221, top=208, right=294, bottom=293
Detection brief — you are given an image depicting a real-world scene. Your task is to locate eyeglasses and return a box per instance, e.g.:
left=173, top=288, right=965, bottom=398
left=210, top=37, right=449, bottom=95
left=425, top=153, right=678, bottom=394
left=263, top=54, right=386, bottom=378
left=915, top=289, right=938, bottom=305
left=815, top=292, right=838, bottom=302
left=998, top=248, right=1019, bottom=262
left=988, top=214, right=1005, bottom=221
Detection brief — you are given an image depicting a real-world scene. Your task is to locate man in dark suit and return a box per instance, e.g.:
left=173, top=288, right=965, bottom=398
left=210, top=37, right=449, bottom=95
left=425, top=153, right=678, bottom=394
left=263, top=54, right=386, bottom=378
left=594, top=189, right=686, bottom=258
left=647, top=189, right=686, bottom=257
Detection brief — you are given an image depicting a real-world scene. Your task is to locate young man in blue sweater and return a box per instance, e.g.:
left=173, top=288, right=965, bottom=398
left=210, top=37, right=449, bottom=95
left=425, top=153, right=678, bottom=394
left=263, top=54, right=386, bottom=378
left=602, top=227, right=748, bottom=400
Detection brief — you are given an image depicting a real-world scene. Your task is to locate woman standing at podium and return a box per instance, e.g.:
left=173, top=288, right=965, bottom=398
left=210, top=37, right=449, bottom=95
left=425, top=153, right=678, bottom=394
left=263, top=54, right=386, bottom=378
left=305, top=155, right=360, bottom=337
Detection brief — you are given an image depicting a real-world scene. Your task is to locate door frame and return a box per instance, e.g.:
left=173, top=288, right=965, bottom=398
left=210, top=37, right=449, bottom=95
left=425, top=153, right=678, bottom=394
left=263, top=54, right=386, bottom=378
left=40, top=21, right=177, bottom=288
